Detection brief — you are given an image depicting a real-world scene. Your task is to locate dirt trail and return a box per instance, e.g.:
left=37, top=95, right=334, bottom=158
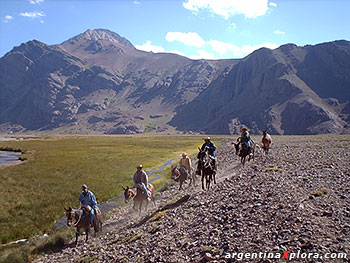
left=36, top=135, right=350, bottom=263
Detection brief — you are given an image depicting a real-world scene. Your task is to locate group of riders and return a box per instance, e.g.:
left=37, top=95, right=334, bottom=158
left=78, top=127, right=254, bottom=225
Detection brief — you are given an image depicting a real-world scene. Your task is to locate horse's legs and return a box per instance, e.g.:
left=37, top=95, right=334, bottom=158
left=179, top=180, right=182, bottom=190
left=206, top=173, right=211, bottom=190
left=139, top=200, right=142, bottom=214
left=85, top=227, right=89, bottom=242
left=241, top=156, right=245, bottom=167
left=201, top=174, right=205, bottom=190
left=75, top=227, right=79, bottom=246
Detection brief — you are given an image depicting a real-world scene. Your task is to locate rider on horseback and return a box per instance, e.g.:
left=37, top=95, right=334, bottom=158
left=196, top=136, right=217, bottom=175
left=132, top=164, right=151, bottom=201
left=79, top=184, right=98, bottom=226
left=180, top=152, right=192, bottom=180
left=237, top=127, right=254, bottom=157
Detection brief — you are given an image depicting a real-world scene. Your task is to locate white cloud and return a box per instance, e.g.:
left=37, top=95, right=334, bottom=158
left=135, top=41, right=165, bottom=53
left=166, top=32, right=206, bottom=47
left=135, top=41, right=186, bottom=56
left=274, top=29, right=285, bottom=35
left=4, top=15, right=14, bottom=23
left=269, top=2, right=277, bottom=7
left=168, top=50, right=186, bottom=56
left=133, top=1, right=141, bottom=4
left=240, top=42, right=279, bottom=56
left=20, top=11, right=46, bottom=19
left=209, top=39, right=278, bottom=57
left=183, top=0, right=269, bottom=19
left=190, top=50, right=217, bottom=60
left=27, top=0, right=44, bottom=4
left=208, top=40, right=240, bottom=55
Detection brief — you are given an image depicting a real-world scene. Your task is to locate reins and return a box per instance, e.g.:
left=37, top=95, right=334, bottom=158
left=73, top=210, right=83, bottom=227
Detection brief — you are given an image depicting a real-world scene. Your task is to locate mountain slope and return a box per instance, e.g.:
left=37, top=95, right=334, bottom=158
left=169, top=41, right=350, bottom=134
left=0, top=29, right=349, bottom=134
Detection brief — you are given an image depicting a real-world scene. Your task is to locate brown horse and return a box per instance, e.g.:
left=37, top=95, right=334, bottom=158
left=261, top=129, right=272, bottom=155
left=123, top=184, right=155, bottom=212
left=65, top=206, right=102, bottom=246
left=171, top=165, right=196, bottom=190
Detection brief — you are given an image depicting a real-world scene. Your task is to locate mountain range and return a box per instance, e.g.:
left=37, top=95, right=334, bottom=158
left=0, top=29, right=349, bottom=135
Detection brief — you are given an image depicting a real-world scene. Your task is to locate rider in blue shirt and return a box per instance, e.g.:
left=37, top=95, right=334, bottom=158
left=79, top=184, right=98, bottom=225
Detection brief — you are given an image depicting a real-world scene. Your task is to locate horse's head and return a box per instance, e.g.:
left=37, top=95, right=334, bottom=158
left=65, top=207, right=75, bottom=227
left=123, top=186, right=132, bottom=203
left=123, top=186, right=131, bottom=203
left=197, top=147, right=207, bottom=161
left=171, top=165, right=180, bottom=181
left=232, top=142, right=239, bottom=155
left=261, top=129, right=267, bottom=136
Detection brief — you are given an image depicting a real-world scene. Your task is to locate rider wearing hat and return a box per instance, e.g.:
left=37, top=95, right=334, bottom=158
left=78, top=184, right=98, bottom=226
left=237, top=127, right=254, bottom=156
left=196, top=136, right=217, bottom=174
left=240, top=127, right=251, bottom=147
left=132, top=164, right=151, bottom=200
left=180, top=152, right=192, bottom=180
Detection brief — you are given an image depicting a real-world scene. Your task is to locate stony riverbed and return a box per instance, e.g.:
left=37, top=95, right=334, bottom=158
left=36, top=135, right=350, bottom=263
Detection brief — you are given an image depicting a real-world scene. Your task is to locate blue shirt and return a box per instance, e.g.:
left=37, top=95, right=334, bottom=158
left=241, top=131, right=251, bottom=144
left=200, top=141, right=216, bottom=157
left=79, top=190, right=97, bottom=209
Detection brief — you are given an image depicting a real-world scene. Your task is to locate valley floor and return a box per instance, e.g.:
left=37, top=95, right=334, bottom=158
left=36, top=135, right=350, bottom=263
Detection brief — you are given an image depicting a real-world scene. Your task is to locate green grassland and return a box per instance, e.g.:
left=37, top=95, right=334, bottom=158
left=0, top=135, right=213, bottom=245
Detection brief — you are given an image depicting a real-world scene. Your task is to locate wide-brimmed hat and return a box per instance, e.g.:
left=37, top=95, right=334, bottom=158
left=181, top=152, right=187, bottom=157
left=203, top=136, right=211, bottom=140
left=82, top=184, right=88, bottom=189
left=136, top=164, right=143, bottom=168
left=241, top=127, right=249, bottom=132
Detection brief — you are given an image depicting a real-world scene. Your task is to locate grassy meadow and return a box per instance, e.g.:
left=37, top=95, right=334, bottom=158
left=0, top=135, right=211, bottom=245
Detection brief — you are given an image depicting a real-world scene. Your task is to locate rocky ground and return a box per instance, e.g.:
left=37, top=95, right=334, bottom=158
left=36, top=135, right=350, bottom=263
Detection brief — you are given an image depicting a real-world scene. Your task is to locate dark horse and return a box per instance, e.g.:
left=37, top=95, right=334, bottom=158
left=232, top=142, right=255, bottom=166
left=65, top=205, right=102, bottom=245
left=197, top=147, right=216, bottom=190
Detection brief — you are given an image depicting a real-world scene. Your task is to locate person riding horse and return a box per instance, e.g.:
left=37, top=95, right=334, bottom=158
left=237, top=127, right=254, bottom=157
left=180, top=152, right=192, bottom=180
left=132, top=164, right=151, bottom=201
left=196, top=136, right=217, bottom=175
left=78, top=184, right=98, bottom=226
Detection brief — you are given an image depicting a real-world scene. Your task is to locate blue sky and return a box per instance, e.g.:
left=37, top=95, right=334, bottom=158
left=1, top=0, right=349, bottom=59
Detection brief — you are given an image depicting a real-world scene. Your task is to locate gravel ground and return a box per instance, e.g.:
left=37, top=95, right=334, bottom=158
left=36, top=135, right=350, bottom=263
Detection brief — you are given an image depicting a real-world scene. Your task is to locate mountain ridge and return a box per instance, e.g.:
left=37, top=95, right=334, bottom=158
left=0, top=29, right=349, bottom=134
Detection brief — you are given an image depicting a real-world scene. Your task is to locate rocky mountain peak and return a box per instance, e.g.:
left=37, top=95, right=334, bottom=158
left=62, top=28, right=135, bottom=49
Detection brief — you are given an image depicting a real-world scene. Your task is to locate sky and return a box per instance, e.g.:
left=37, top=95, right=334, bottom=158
left=1, top=0, right=350, bottom=59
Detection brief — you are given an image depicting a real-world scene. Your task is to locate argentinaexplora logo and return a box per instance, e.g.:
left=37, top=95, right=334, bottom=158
left=224, top=251, right=348, bottom=260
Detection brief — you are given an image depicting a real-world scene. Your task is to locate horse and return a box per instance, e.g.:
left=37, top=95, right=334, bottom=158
left=123, top=184, right=155, bottom=212
left=261, top=129, right=272, bottom=155
left=65, top=205, right=102, bottom=246
left=232, top=141, right=255, bottom=166
left=171, top=165, right=196, bottom=190
left=197, top=147, right=216, bottom=191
